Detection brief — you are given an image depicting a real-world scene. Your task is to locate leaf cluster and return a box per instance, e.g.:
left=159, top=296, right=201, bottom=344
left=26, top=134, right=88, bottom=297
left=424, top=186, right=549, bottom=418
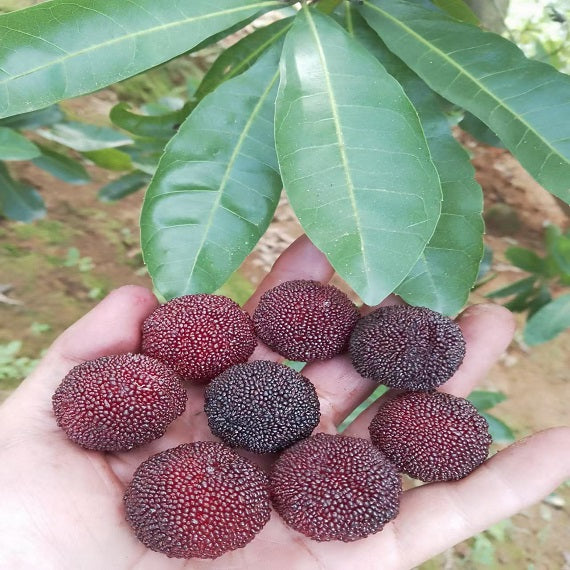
left=0, top=0, right=569, bottom=319
left=487, top=225, right=570, bottom=345
left=0, top=102, right=166, bottom=219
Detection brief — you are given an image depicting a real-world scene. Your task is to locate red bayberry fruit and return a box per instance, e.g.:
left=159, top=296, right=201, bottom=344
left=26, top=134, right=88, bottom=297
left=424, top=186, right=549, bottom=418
left=124, top=442, right=271, bottom=559
left=253, top=280, right=359, bottom=361
left=270, top=433, right=401, bottom=542
left=369, top=391, right=492, bottom=482
left=142, top=294, right=256, bottom=383
left=52, top=353, right=186, bottom=451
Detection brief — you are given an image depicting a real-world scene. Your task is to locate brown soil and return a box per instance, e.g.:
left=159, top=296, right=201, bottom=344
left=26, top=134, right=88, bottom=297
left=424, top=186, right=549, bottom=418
left=0, top=124, right=568, bottom=569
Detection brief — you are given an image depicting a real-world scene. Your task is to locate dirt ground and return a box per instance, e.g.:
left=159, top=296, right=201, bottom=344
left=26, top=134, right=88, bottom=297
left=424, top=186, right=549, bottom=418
left=0, top=106, right=568, bottom=569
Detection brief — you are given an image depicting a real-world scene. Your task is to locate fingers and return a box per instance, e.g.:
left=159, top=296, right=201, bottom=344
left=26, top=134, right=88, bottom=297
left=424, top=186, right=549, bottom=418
left=443, top=304, right=516, bottom=397
left=3, top=286, right=158, bottom=420
left=244, top=235, right=335, bottom=361
left=393, top=427, right=570, bottom=569
left=343, top=303, right=516, bottom=436
left=244, top=235, right=334, bottom=313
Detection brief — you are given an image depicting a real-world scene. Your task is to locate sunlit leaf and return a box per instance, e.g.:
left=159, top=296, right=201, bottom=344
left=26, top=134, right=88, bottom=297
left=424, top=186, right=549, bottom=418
left=141, top=45, right=283, bottom=299
left=0, top=0, right=283, bottom=117
left=37, top=122, right=132, bottom=152
left=82, top=149, right=133, bottom=171
left=360, top=0, right=570, bottom=203
left=276, top=8, right=441, bottom=305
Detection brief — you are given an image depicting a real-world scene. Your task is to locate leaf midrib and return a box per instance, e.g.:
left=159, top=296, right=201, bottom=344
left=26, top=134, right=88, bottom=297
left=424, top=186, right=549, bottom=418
left=0, top=1, right=282, bottom=86
left=181, top=69, right=280, bottom=293
left=363, top=0, right=568, bottom=169
left=304, top=8, right=369, bottom=278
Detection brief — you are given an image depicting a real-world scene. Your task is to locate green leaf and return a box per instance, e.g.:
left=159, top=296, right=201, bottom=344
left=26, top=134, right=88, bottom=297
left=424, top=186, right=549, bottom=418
left=282, top=360, right=306, bottom=372
left=122, top=138, right=165, bottom=175
left=32, top=145, right=90, bottom=184
left=526, top=284, right=551, bottom=318
left=523, top=293, right=570, bottom=345
left=476, top=244, right=493, bottom=281
left=195, top=17, right=293, bottom=100
left=504, top=289, right=535, bottom=313
left=0, top=127, right=41, bottom=160
left=82, top=149, right=133, bottom=171
left=545, top=225, right=570, bottom=276
left=109, top=102, right=195, bottom=140
left=0, top=163, right=45, bottom=221
left=505, top=246, right=545, bottom=274
left=468, top=390, right=507, bottom=411
left=0, top=0, right=283, bottom=118
left=431, top=0, right=479, bottom=24
left=276, top=9, right=441, bottom=305
left=459, top=112, right=505, bottom=148
left=188, top=11, right=269, bottom=55
left=342, top=7, right=481, bottom=313
left=98, top=170, right=151, bottom=202
left=338, top=384, right=389, bottom=432
left=360, top=0, right=570, bottom=204
left=141, top=45, right=283, bottom=300
left=481, top=412, right=515, bottom=443
left=486, top=275, right=536, bottom=298
left=0, top=105, right=65, bottom=130
left=37, top=122, right=132, bottom=152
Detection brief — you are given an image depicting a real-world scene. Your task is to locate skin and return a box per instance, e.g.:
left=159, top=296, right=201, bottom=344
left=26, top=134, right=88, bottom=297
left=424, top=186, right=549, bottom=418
left=0, top=235, right=568, bottom=570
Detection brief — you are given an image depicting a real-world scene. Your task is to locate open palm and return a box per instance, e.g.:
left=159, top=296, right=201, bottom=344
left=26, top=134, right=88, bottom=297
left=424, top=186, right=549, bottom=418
left=1, top=236, right=568, bottom=570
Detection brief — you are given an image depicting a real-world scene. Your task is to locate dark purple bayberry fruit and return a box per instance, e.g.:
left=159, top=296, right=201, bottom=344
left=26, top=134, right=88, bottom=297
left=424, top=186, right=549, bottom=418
left=350, top=305, right=466, bottom=390
left=205, top=360, right=320, bottom=453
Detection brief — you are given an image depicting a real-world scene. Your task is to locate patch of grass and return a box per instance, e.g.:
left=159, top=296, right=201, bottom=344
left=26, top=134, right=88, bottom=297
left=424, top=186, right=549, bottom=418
left=12, top=219, right=73, bottom=245
left=81, top=273, right=111, bottom=300
left=1, top=243, right=27, bottom=257
left=0, top=341, right=39, bottom=391
left=215, top=271, right=255, bottom=306
left=63, top=247, right=94, bottom=272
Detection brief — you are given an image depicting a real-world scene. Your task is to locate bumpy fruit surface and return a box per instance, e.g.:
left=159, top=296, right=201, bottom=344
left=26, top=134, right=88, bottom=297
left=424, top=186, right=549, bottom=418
left=253, top=279, right=359, bottom=361
left=369, top=391, right=492, bottom=482
left=270, top=433, right=401, bottom=542
left=349, top=305, right=466, bottom=390
left=141, top=294, right=256, bottom=383
left=52, top=353, right=186, bottom=451
left=124, top=442, right=271, bottom=559
left=204, top=360, right=320, bottom=453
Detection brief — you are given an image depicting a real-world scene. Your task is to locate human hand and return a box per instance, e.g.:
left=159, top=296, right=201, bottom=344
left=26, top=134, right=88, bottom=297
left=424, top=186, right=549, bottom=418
left=1, top=236, right=568, bottom=570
